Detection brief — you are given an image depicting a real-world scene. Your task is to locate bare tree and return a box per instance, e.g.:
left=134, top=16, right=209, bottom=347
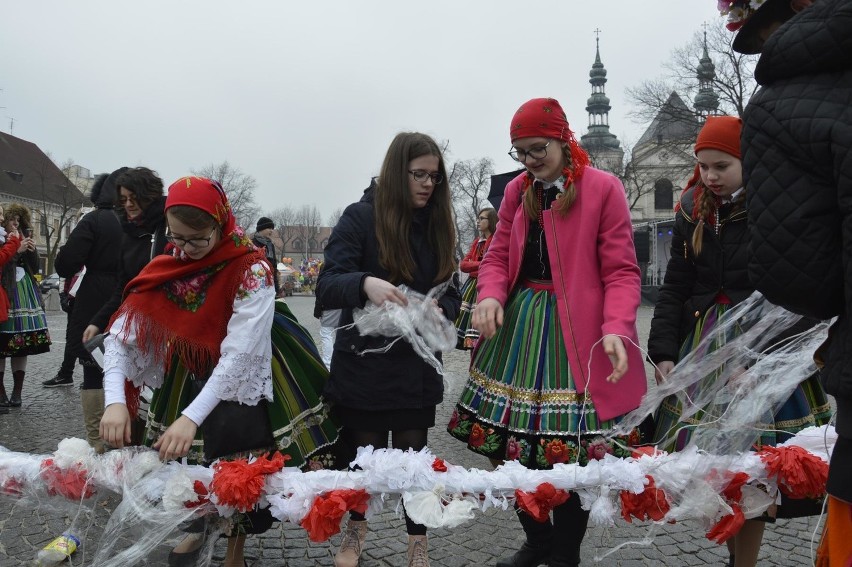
left=626, top=20, right=757, bottom=129
left=449, top=157, right=494, bottom=260
left=192, top=161, right=260, bottom=227
left=35, top=156, right=86, bottom=274
left=268, top=205, right=297, bottom=255
left=327, top=207, right=343, bottom=229
left=292, top=204, right=322, bottom=259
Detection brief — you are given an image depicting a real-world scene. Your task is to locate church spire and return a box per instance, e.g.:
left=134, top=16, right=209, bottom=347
left=694, top=26, right=720, bottom=118
left=580, top=30, right=623, bottom=173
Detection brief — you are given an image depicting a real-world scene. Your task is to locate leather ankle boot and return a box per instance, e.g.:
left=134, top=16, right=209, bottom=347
left=334, top=518, right=368, bottom=567
left=407, top=535, right=429, bottom=567
left=496, top=509, right=552, bottom=567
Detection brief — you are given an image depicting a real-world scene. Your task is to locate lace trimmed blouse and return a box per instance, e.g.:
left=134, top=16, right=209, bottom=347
left=103, top=261, right=275, bottom=426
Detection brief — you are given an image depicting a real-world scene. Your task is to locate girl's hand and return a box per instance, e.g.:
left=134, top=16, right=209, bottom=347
left=654, top=360, right=675, bottom=385
left=603, top=334, right=628, bottom=383
left=473, top=298, right=503, bottom=338
left=363, top=276, right=408, bottom=307
left=153, top=415, right=198, bottom=461
left=100, top=403, right=132, bottom=447
left=15, top=238, right=26, bottom=254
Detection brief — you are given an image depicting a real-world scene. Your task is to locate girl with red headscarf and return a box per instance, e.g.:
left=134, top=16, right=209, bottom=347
left=648, top=116, right=831, bottom=567
left=100, top=176, right=338, bottom=566
left=447, top=98, right=648, bottom=567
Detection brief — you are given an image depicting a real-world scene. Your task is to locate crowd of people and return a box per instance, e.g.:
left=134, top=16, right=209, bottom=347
left=0, top=1, right=848, bottom=566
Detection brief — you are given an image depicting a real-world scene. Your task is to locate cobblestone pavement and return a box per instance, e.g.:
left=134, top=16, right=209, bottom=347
left=0, top=297, right=826, bottom=566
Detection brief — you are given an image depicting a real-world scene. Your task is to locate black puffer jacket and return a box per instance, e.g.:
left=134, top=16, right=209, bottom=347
left=742, top=0, right=852, bottom=500
left=647, top=187, right=749, bottom=364
left=316, top=188, right=461, bottom=411
left=55, top=169, right=124, bottom=358
left=89, top=196, right=168, bottom=331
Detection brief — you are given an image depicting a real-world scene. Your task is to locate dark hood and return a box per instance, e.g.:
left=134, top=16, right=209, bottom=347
left=91, top=166, right=129, bottom=208
left=755, top=0, right=852, bottom=85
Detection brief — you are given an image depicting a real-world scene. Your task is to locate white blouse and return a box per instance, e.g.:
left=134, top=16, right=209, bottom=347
left=103, top=262, right=275, bottom=426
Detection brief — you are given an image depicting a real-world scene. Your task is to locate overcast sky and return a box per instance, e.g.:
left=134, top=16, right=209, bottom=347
left=1, top=1, right=722, bottom=224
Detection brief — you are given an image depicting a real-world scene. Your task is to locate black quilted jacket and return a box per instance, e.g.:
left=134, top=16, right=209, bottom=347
left=742, top=0, right=852, bottom=499
left=648, top=187, right=750, bottom=364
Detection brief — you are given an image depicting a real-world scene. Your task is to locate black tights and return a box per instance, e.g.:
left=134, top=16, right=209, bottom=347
left=341, top=428, right=428, bottom=535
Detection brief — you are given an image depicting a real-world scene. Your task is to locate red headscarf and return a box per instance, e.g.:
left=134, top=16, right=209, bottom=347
left=112, top=176, right=271, bottom=417
left=510, top=97, right=590, bottom=191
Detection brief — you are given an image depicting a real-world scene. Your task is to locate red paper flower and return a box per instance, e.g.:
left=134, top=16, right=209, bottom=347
left=185, top=480, right=210, bottom=509
left=39, top=458, right=95, bottom=500
left=758, top=445, right=828, bottom=499
left=211, top=452, right=289, bottom=512
left=620, top=475, right=670, bottom=523
left=515, top=482, right=570, bottom=523
left=432, top=458, right=447, bottom=472
left=300, top=489, right=371, bottom=542
left=721, top=472, right=749, bottom=502
left=631, top=446, right=665, bottom=459
left=706, top=503, right=745, bottom=544
left=1, top=477, right=23, bottom=496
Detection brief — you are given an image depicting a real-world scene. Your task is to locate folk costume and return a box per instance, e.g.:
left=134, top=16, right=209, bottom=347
left=0, top=204, right=51, bottom=408
left=454, top=234, right=493, bottom=350
left=447, top=98, right=647, bottom=567
left=648, top=116, right=831, bottom=454
left=0, top=204, right=51, bottom=358
left=103, top=177, right=338, bottom=482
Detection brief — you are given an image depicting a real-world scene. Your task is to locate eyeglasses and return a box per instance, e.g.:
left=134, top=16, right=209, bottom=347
left=508, top=140, right=552, bottom=163
left=165, top=228, right=217, bottom=249
left=478, top=216, right=489, bottom=221
left=118, top=195, right=139, bottom=205
left=408, top=170, right=443, bottom=184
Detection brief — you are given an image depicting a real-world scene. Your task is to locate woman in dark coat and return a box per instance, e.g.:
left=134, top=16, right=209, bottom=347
left=54, top=167, right=125, bottom=452
left=317, top=132, right=460, bottom=567
left=83, top=167, right=167, bottom=343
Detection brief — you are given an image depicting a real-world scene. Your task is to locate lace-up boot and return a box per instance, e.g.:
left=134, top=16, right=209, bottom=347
left=334, top=518, right=367, bottom=567
left=407, top=535, right=429, bottom=567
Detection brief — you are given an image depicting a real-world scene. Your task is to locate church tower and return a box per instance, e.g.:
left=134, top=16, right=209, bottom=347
left=580, top=30, right=624, bottom=174
left=694, top=28, right=720, bottom=118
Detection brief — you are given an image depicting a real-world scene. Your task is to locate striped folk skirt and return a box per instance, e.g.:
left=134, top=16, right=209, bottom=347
left=0, top=272, right=50, bottom=357
left=448, top=282, right=643, bottom=469
left=454, top=275, right=480, bottom=350
left=653, top=303, right=833, bottom=452
left=144, top=300, right=340, bottom=469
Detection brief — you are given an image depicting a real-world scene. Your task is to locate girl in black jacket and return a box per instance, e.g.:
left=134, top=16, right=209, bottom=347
left=317, top=132, right=460, bottom=567
left=648, top=116, right=831, bottom=567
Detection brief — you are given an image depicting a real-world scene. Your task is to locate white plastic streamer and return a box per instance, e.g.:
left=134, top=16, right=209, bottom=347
left=346, top=281, right=457, bottom=373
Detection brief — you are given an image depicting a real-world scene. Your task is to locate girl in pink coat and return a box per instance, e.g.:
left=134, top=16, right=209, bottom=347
left=447, top=98, right=647, bottom=567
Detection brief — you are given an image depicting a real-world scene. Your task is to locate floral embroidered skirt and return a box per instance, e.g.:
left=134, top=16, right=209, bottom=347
left=454, top=275, right=480, bottom=350
left=145, top=300, right=340, bottom=469
left=0, top=272, right=50, bottom=357
left=653, top=303, right=832, bottom=453
left=448, top=283, right=641, bottom=469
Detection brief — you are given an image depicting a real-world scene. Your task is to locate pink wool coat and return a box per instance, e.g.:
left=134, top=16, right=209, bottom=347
left=476, top=168, right=646, bottom=421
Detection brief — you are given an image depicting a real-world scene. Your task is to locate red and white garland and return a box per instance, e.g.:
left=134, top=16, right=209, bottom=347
left=0, top=426, right=835, bottom=544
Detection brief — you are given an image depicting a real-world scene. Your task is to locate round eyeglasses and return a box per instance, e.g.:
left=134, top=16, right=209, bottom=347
left=409, top=170, right=443, bottom=184
left=508, top=140, right=552, bottom=163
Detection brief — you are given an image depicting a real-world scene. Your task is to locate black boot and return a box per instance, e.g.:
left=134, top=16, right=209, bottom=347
left=548, top=496, right=589, bottom=567
left=9, top=370, right=23, bottom=407
left=495, top=509, right=552, bottom=567
left=0, top=372, right=7, bottom=406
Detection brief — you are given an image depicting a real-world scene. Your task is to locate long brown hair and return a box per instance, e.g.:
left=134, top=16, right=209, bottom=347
left=374, top=132, right=456, bottom=284
left=690, top=182, right=746, bottom=255
left=522, top=143, right=578, bottom=221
